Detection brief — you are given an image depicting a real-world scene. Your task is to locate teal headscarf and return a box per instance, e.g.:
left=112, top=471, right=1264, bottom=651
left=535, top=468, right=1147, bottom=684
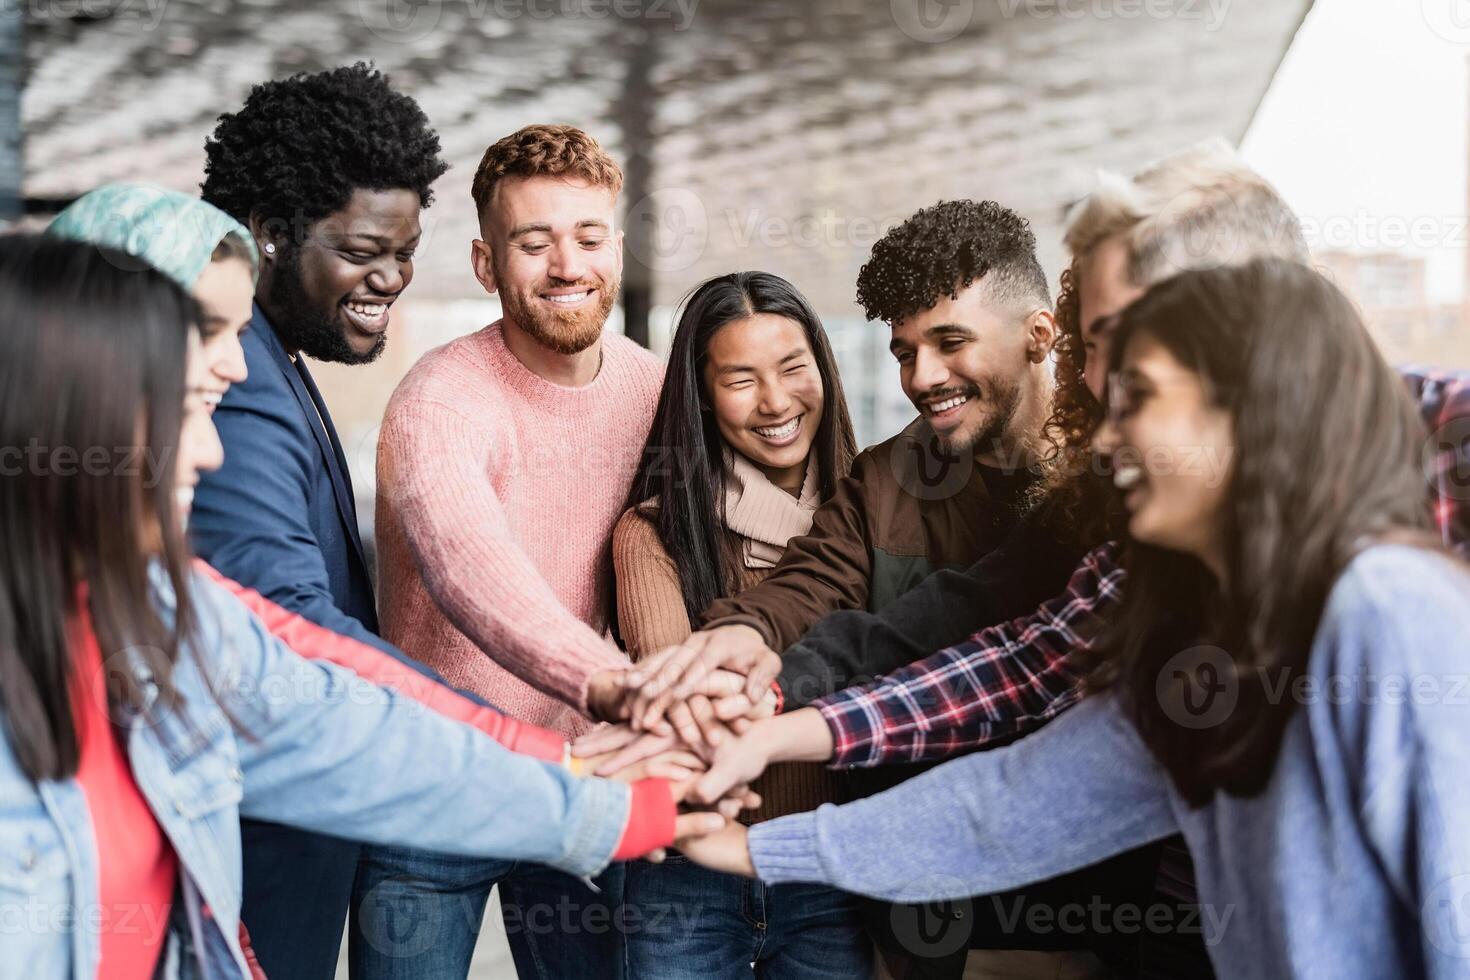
left=47, top=183, right=259, bottom=291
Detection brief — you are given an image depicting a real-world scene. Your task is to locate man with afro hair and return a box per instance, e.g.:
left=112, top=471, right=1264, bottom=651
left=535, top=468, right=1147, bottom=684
left=191, top=63, right=453, bottom=980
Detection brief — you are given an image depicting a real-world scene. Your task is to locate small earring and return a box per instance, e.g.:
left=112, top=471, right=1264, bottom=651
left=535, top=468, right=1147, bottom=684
left=264, top=243, right=276, bottom=255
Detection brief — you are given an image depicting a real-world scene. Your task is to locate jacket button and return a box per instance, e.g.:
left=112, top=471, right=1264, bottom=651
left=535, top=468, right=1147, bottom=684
left=230, top=766, right=244, bottom=782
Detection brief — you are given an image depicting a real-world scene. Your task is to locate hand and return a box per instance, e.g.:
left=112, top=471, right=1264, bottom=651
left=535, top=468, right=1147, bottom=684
left=597, top=746, right=707, bottom=785
left=691, top=708, right=836, bottom=806
left=573, top=724, right=676, bottom=768
left=587, top=668, right=632, bottom=723
left=673, top=817, right=756, bottom=877
left=689, top=723, right=777, bottom=806
left=625, top=626, right=782, bottom=730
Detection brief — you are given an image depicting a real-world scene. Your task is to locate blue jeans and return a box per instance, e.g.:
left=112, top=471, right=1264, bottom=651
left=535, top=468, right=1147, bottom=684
left=348, top=843, right=627, bottom=979
left=239, top=819, right=363, bottom=980
left=624, top=852, right=872, bottom=979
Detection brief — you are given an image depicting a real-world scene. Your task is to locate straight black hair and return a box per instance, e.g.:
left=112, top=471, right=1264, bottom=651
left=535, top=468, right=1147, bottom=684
left=0, top=233, right=200, bottom=781
left=623, top=272, right=858, bottom=626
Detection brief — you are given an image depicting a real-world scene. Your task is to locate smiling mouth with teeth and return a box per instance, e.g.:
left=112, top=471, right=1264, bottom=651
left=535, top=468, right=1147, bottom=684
left=343, top=299, right=392, bottom=333
left=1113, top=463, right=1144, bottom=491
left=925, top=394, right=971, bottom=415
left=754, top=416, right=802, bottom=441
left=544, top=290, right=593, bottom=306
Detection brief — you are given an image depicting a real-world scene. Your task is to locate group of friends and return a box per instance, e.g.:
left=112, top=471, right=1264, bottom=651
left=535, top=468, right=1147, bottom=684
left=3, top=60, right=1469, bottom=980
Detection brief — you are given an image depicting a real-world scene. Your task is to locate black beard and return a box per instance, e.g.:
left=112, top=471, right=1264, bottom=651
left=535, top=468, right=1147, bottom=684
left=939, top=377, right=1023, bottom=458
left=266, top=248, right=386, bottom=366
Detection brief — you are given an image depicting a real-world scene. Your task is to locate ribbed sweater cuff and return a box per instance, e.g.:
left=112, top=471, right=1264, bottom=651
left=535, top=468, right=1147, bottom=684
left=748, top=811, right=827, bottom=884
left=612, top=778, right=677, bottom=860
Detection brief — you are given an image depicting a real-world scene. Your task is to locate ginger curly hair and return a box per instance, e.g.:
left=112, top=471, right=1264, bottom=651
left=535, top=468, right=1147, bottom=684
left=471, top=125, right=624, bottom=220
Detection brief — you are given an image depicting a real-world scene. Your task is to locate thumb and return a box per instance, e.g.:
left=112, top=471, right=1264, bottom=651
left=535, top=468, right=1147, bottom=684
left=673, top=811, right=728, bottom=842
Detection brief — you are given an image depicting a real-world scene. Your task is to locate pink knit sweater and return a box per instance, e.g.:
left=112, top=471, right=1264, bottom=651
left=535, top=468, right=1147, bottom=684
left=375, top=321, right=664, bottom=736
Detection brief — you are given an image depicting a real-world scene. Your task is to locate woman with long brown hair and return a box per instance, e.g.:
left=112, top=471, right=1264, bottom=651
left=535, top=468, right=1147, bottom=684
left=673, top=259, right=1470, bottom=978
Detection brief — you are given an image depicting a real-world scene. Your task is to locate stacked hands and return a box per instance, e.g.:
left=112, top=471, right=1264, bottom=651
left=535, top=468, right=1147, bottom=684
left=578, top=624, right=805, bottom=875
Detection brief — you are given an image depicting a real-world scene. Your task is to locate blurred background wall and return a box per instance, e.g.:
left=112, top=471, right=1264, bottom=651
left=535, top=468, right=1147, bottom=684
left=10, top=1, right=1470, bottom=974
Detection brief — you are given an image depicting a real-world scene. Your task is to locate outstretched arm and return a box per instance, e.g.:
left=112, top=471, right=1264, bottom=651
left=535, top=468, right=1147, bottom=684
left=680, top=696, right=1177, bottom=903
left=812, top=542, right=1123, bottom=767
left=777, top=508, right=1087, bottom=708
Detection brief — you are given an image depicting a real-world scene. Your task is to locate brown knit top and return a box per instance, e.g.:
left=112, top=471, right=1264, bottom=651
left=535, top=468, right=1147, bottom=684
left=612, top=506, right=840, bottom=823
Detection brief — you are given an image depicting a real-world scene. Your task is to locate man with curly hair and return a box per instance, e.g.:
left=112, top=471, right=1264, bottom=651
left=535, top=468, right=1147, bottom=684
left=191, top=62, right=453, bottom=980
left=620, top=200, right=1071, bottom=977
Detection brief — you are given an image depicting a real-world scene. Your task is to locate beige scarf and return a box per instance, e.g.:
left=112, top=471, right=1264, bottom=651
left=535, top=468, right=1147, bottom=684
left=722, top=447, right=822, bottom=569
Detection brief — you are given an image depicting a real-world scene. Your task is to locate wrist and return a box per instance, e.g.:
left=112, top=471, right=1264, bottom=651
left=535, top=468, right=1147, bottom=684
left=762, top=708, right=834, bottom=765
left=586, top=669, right=625, bottom=723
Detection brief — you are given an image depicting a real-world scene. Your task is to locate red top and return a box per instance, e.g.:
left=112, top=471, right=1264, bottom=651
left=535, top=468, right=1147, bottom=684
left=69, top=598, right=177, bottom=980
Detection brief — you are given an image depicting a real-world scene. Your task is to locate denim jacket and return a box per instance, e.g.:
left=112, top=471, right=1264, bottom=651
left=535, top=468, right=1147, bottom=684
left=0, top=567, right=638, bottom=979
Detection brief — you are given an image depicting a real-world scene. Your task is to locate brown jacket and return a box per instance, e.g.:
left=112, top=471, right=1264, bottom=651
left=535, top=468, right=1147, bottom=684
left=699, top=418, right=1037, bottom=649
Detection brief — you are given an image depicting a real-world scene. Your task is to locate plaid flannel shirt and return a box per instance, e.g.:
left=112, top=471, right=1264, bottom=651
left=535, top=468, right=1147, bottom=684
left=815, top=367, right=1470, bottom=769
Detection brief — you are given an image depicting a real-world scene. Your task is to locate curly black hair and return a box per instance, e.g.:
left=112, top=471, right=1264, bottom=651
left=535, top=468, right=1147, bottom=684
left=856, top=199, right=1051, bottom=325
left=201, top=62, right=448, bottom=231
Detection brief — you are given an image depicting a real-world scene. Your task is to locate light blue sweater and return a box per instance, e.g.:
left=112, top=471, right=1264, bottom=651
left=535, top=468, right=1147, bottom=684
left=749, top=545, right=1470, bottom=978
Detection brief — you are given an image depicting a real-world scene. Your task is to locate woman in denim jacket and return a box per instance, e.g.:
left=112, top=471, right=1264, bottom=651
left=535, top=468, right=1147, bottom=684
left=0, top=235, right=728, bottom=979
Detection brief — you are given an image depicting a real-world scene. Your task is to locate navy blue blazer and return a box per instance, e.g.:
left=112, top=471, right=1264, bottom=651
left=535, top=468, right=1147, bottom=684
left=191, top=304, right=396, bottom=658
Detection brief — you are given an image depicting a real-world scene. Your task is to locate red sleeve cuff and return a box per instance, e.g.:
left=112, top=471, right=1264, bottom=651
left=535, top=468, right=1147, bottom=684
left=611, top=778, right=677, bottom=861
